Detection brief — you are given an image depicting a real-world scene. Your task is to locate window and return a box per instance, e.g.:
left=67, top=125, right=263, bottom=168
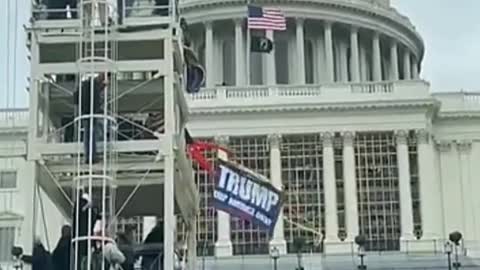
left=0, top=227, right=15, bottom=262
left=281, top=134, right=324, bottom=253
left=229, top=136, right=270, bottom=255
left=0, top=171, right=17, bottom=189
left=355, top=132, right=401, bottom=251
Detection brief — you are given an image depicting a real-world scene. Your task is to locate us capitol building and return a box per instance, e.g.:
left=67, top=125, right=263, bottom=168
left=183, top=0, right=480, bottom=257
left=1, top=0, right=480, bottom=268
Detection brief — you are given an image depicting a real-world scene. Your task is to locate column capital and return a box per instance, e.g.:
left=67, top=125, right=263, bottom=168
left=324, top=20, right=333, bottom=28
left=296, top=17, right=305, bottom=25
left=268, top=134, right=282, bottom=148
left=214, top=135, right=229, bottom=146
left=350, top=25, right=359, bottom=33
left=321, top=132, right=334, bottom=147
left=234, top=18, right=243, bottom=26
left=390, top=39, right=398, bottom=48
left=204, top=20, right=213, bottom=28
left=395, top=130, right=409, bottom=145
left=341, top=131, right=355, bottom=146
left=373, top=31, right=380, bottom=39
left=456, top=140, right=472, bottom=153
left=435, top=140, right=451, bottom=152
left=415, top=129, right=430, bottom=144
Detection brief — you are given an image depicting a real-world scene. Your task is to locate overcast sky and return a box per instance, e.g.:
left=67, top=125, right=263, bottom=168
left=0, top=0, right=479, bottom=108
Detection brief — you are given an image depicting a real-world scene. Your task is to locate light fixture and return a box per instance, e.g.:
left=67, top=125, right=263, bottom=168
left=270, top=246, right=280, bottom=270
left=445, top=241, right=453, bottom=270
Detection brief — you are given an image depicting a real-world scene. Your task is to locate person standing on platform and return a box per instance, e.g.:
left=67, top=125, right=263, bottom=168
left=52, top=225, right=72, bottom=270
left=74, top=74, right=106, bottom=164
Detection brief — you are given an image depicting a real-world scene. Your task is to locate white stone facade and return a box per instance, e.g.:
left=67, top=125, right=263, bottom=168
left=180, top=0, right=480, bottom=257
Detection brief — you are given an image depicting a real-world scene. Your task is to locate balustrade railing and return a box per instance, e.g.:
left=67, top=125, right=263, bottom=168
left=434, top=92, right=480, bottom=112
left=188, top=81, right=424, bottom=105
left=0, top=109, right=29, bottom=129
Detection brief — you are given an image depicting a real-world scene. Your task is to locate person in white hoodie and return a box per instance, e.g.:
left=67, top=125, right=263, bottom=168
left=81, top=219, right=125, bottom=270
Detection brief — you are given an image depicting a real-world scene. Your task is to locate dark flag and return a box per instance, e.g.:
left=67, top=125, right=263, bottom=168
left=251, top=36, right=274, bottom=53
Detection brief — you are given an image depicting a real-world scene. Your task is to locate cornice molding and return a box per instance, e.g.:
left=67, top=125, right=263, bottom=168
left=437, top=111, right=480, bottom=120
left=189, top=99, right=437, bottom=115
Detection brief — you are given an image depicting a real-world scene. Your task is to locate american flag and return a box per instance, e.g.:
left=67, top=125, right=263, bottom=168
left=247, top=5, right=286, bottom=31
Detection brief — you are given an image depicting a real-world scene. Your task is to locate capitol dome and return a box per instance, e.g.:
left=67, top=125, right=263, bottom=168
left=180, top=0, right=424, bottom=87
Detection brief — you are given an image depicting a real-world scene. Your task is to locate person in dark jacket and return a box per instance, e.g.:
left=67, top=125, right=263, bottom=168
left=22, top=238, right=53, bottom=270
left=74, top=74, right=106, bottom=164
left=52, top=225, right=72, bottom=270
left=72, top=193, right=101, bottom=270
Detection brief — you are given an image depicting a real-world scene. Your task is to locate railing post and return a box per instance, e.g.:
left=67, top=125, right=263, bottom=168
left=269, top=86, right=279, bottom=98
left=218, top=87, right=227, bottom=101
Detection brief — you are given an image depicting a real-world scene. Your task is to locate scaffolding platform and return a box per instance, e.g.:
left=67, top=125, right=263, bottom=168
left=27, top=1, right=197, bottom=269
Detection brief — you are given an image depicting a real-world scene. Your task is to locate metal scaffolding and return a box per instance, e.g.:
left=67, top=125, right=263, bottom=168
left=72, top=1, right=118, bottom=270
left=26, top=0, right=198, bottom=269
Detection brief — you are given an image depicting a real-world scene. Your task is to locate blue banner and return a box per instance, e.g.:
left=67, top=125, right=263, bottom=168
left=213, top=159, right=284, bottom=234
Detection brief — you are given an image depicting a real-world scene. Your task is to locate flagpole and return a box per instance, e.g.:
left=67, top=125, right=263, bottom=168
left=246, top=3, right=251, bottom=85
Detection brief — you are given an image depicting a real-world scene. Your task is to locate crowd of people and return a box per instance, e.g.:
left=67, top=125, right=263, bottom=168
left=13, top=193, right=180, bottom=270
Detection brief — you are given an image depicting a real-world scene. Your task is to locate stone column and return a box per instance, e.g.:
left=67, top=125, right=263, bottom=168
left=350, top=27, right=360, bottom=82
left=457, top=141, right=475, bottom=243
left=324, top=21, right=334, bottom=82
left=372, top=31, right=382, bottom=81
left=411, top=56, right=419, bottom=79
left=268, top=134, right=287, bottom=255
left=342, top=131, right=359, bottom=241
left=395, top=130, right=415, bottom=250
left=322, top=132, right=338, bottom=241
left=390, top=41, right=399, bottom=80
left=403, top=50, right=411, bottom=80
left=234, top=19, right=245, bottom=86
left=416, top=130, right=442, bottom=241
left=296, top=18, right=306, bottom=84
left=214, top=135, right=233, bottom=257
left=264, top=30, right=276, bottom=84
left=205, top=21, right=214, bottom=87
